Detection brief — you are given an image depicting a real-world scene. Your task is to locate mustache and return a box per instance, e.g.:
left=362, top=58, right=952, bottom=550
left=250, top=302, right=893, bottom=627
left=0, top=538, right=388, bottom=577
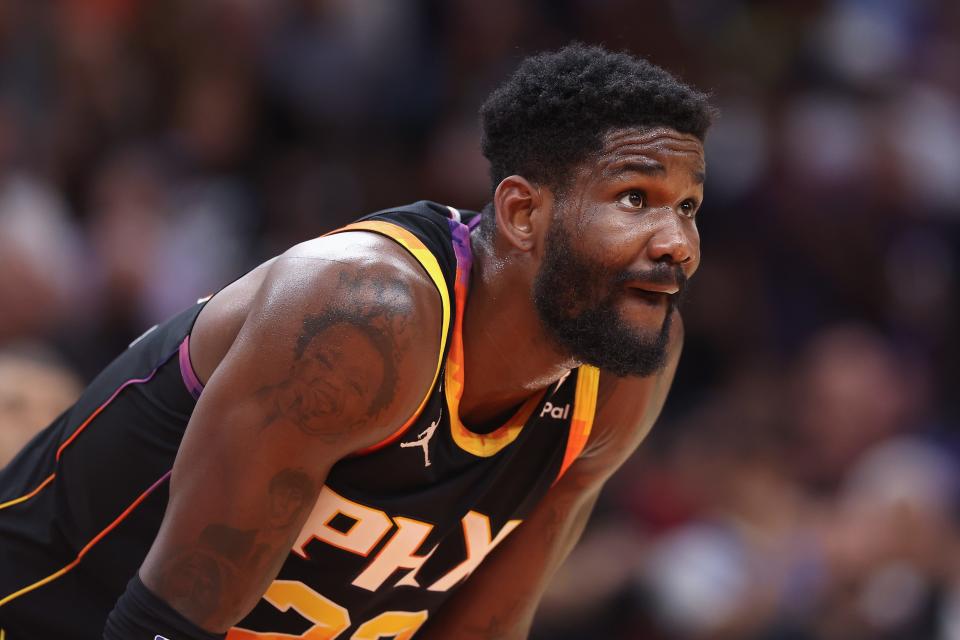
left=614, top=263, right=688, bottom=295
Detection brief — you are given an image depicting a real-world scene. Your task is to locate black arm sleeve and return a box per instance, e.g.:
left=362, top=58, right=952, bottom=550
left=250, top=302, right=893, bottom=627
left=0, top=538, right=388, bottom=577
left=103, top=574, right=226, bottom=640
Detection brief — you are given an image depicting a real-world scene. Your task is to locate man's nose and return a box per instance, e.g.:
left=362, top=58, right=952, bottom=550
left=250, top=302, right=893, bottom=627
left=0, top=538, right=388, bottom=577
left=647, top=210, right=695, bottom=266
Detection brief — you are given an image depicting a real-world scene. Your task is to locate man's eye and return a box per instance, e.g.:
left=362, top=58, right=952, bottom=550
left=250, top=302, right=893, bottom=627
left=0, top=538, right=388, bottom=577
left=678, top=199, right=699, bottom=218
left=618, top=191, right=645, bottom=208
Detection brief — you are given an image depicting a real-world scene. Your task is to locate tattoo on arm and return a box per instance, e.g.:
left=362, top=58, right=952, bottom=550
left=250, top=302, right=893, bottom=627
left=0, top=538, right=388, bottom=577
left=158, top=468, right=315, bottom=623
left=257, top=269, right=414, bottom=440
left=267, top=468, right=315, bottom=529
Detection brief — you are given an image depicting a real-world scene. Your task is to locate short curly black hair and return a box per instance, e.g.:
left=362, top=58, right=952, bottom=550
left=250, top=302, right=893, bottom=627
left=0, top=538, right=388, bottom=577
left=480, top=43, right=714, bottom=229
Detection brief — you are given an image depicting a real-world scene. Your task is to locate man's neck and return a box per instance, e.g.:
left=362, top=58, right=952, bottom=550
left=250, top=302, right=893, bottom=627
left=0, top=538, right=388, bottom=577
left=456, top=232, right=578, bottom=427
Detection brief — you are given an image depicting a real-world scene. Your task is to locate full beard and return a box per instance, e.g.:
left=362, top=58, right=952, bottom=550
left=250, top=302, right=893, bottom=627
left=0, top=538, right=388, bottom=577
left=532, top=221, right=684, bottom=378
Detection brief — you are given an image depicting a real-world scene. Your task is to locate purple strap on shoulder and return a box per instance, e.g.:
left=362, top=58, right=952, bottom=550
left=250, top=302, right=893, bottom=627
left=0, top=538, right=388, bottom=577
left=178, top=336, right=204, bottom=400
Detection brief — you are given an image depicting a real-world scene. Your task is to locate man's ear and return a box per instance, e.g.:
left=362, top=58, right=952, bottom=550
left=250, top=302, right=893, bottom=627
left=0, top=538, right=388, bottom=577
left=492, top=175, right=544, bottom=252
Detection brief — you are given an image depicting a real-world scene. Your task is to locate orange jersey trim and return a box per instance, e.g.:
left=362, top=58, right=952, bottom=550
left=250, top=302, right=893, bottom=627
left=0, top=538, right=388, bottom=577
left=325, top=221, right=452, bottom=455
left=443, top=255, right=544, bottom=457
left=554, top=366, right=600, bottom=484
left=0, top=473, right=56, bottom=511
left=0, top=469, right=171, bottom=608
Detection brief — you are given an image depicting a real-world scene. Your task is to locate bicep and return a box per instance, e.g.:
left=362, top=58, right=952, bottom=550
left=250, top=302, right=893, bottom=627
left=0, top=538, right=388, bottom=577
left=138, top=238, right=440, bottom=632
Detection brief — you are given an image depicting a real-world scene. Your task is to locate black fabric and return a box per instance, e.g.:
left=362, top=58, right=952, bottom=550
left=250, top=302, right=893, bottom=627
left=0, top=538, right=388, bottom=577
left=103, top=575, right=225, bottom=640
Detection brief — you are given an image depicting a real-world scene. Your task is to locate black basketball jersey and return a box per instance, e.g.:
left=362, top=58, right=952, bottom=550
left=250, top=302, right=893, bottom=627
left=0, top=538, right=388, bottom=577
left=0, top=201, right=600, bottom=639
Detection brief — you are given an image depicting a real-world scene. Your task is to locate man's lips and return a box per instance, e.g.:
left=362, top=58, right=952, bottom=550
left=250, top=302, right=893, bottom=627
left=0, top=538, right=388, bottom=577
left=616, top=267, right=686, bottom=309
left=625, top=280, right=680, bottom=295
left=625, top=286, right=671, bottom=306
left=625, top=280, right=680, bottom=308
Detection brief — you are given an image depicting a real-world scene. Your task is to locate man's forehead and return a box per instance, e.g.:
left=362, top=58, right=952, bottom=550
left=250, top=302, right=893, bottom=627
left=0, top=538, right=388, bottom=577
left=555, top=126, right=706, bottom=197
left=599, top=126, right=705, bottom=168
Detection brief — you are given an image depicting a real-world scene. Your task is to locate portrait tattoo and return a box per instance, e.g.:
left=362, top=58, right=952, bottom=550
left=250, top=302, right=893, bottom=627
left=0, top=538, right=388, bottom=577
left=260, top=268, right=414, bottom=439
left=267, top=468, right=314, bottom=529
left=159, top=468, right=315, bottom=622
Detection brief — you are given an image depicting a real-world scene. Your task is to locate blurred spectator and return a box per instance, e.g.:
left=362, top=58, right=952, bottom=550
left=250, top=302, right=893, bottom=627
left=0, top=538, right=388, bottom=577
left=0, top=347, right=82, bottom=467
left=0, top=172, right=85, bottom=343
left=790, top=324, right=922, bottom=491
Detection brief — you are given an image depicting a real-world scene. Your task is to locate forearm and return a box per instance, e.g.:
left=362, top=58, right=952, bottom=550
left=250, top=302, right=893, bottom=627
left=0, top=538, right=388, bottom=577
left=419, top=474, right=601, bottom=639
left=140, top=463, right=321, bottom=631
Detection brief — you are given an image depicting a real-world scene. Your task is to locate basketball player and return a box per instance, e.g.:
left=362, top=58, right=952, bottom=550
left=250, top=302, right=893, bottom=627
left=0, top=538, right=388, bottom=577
left=0, top=44, right=712, bottom=639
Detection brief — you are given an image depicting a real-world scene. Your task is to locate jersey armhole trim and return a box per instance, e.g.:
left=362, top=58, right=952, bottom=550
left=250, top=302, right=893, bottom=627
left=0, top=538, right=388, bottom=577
left=179, top=335, right=205, bottom=400
left=553, top=365, right=600, bottom=486
left=324, top=221, right=452, bottom=455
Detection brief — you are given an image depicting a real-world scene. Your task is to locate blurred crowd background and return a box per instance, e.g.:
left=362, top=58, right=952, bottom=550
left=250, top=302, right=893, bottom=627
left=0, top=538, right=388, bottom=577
left=1, top=0, right=958, bottom=638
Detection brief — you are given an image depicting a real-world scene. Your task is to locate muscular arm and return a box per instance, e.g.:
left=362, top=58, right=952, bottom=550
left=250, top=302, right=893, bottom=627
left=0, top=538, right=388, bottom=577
left=134, top=233, right=442, bottom=632
left=419, top=316, right=684, bottom=639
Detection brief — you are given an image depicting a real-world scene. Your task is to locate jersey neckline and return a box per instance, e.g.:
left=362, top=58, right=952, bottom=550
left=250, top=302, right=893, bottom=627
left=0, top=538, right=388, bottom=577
left=442, top=213, right=546, bottom=457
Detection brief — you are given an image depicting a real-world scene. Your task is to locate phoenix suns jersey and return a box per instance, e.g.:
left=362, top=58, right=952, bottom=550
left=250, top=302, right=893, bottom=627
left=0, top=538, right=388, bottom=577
left=0, top=201, right=600, bottom=639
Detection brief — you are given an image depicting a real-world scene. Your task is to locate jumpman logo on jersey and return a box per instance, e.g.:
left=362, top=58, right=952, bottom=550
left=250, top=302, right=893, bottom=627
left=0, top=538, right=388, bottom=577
left=401, top=405, right=442, bottom=467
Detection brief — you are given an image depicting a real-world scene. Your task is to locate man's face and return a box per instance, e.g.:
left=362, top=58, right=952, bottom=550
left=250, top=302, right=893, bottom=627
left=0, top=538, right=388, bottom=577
left=533, top=126, right=704, bottom=377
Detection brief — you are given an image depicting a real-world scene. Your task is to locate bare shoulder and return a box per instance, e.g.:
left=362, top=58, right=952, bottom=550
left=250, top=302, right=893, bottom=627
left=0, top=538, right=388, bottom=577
left=574, top=314, right=685, bottom=481
left=195, top=230, right=444, bottom=458
left=266, top=230, right=442, bottom=328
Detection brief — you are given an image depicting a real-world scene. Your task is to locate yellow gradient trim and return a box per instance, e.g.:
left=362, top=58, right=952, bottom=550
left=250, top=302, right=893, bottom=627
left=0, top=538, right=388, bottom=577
left=446, top=363, right=545, bottom=457
left=556, top=365, right=600, bottom=482
left=443, top=254, right=544, bottom=456
left=0, top=474, right=55, bottom=511
left=328, top=221, right=451, bottom=452
left=0, top=564, right=73, bottom=609
left=572, top=365, right=600, bottom=430
left=0, top=468, right=171, bottom=608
